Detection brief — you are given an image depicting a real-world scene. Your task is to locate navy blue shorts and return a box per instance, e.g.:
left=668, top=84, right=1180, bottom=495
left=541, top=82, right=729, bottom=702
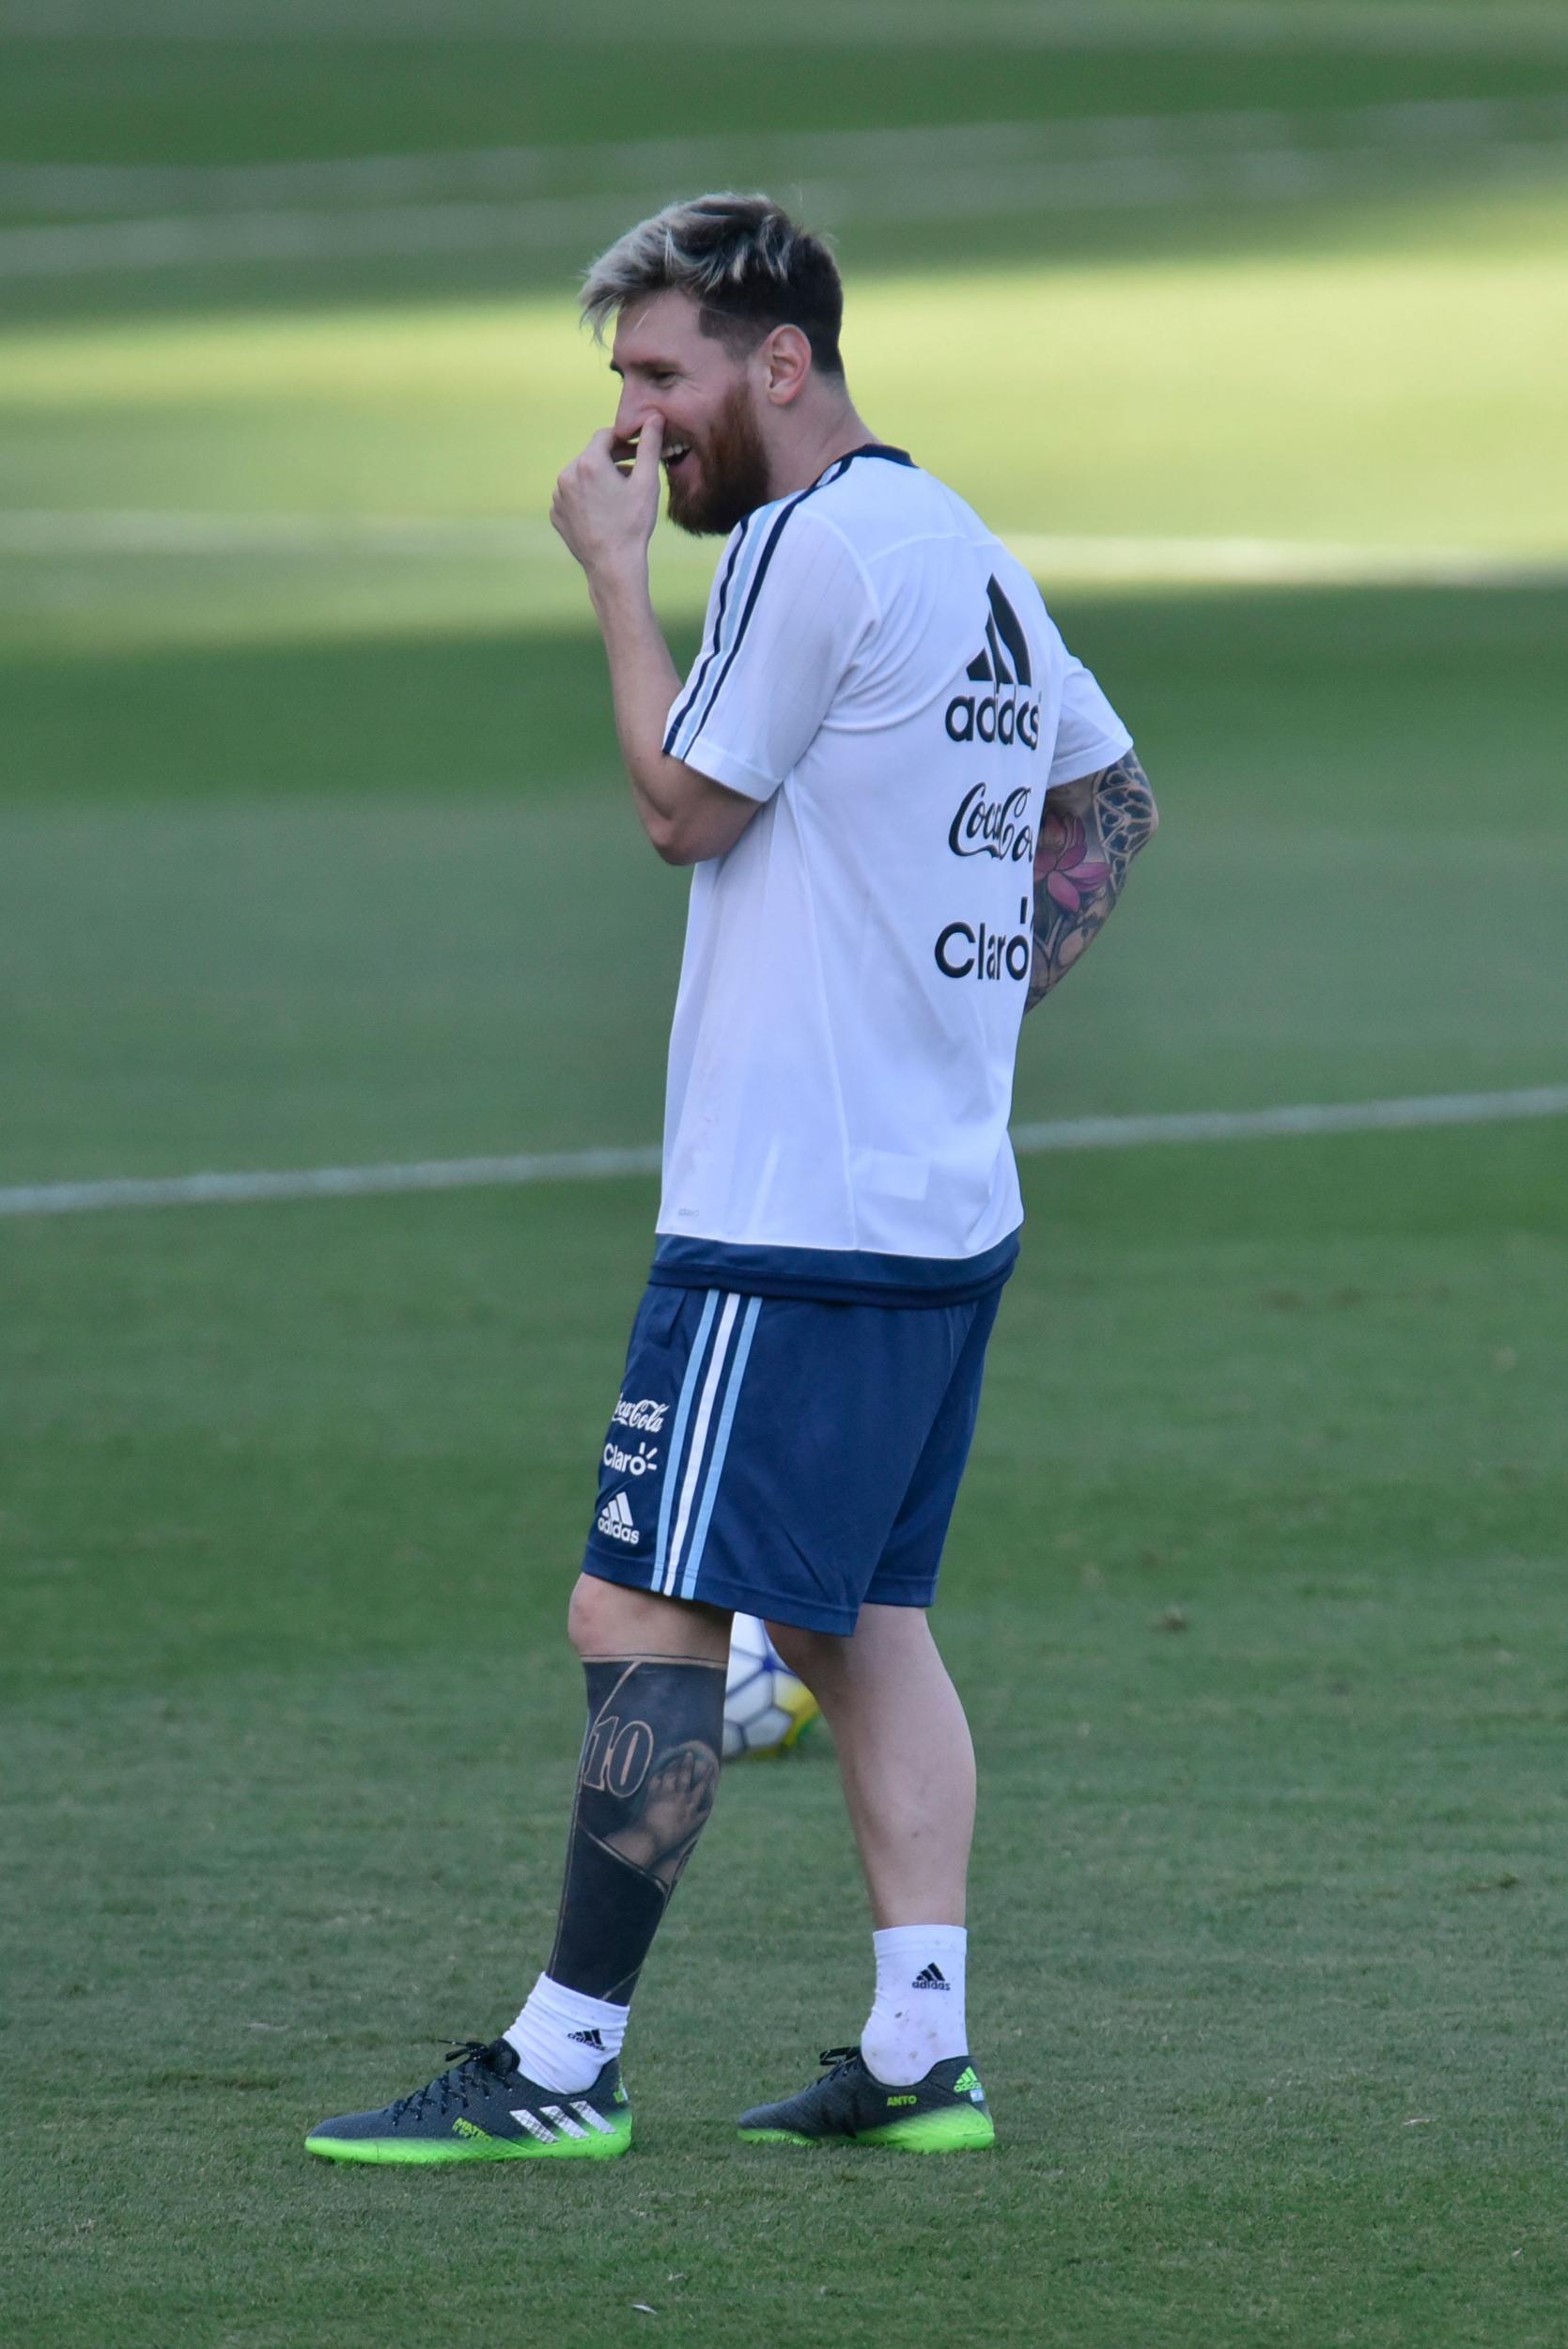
left=581, top=1281, right=1003, bottom=1635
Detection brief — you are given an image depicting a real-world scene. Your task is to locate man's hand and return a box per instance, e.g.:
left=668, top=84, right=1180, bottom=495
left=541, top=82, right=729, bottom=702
left=551, top=415, right=663, bottom=578
left=555, top=412, right=761, bottom=866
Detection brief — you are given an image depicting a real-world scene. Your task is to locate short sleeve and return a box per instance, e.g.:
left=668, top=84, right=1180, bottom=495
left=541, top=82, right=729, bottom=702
left=1047, top=653, right=1133, bottom=788
left=662, top=504, right=875, bottom=801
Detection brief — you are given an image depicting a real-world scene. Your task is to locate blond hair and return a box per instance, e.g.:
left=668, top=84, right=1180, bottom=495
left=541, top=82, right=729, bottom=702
left=581, top=192, right=845, bottom=376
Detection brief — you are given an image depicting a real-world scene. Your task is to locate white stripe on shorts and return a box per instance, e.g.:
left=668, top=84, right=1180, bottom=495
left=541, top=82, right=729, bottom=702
left=660, top=1291, right=741, bottom=1597
left=651, top=1285, right=719, bottom=1594
left=678, top=1293, right=762, bottom=1602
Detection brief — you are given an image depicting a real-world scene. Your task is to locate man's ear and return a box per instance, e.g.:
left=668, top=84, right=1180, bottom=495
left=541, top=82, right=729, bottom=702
left=761, top=324, right=813, bottom=406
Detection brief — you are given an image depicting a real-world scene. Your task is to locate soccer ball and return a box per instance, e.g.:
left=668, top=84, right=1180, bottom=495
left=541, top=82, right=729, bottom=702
left=722, top=1613, right=819, bottom=1760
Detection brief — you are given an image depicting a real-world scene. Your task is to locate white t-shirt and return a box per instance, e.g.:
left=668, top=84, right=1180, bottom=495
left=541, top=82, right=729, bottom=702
left=650, top=444, right=1131, bottom=1305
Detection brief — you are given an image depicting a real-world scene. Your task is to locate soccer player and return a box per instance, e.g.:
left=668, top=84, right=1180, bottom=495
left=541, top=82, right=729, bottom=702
left=306, top=194, right=1157, bottom=2164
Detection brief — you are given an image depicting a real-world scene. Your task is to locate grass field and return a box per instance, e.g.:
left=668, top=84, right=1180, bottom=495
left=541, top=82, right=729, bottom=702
left=4, top=5, right=1567, bottom=2344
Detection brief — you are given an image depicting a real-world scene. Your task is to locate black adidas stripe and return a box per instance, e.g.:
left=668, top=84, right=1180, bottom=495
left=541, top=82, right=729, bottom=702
left=667, top=459, right=851, bottom=756
left=661, top=512, right=753, bottom=755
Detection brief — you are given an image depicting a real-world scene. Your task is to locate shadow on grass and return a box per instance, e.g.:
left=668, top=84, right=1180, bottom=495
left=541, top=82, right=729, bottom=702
left=0, top=22, right=1561, bottom=333
left=4, top=583, right=1562, bottom=820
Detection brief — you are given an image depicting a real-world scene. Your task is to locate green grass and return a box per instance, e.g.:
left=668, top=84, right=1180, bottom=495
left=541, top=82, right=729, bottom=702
left=6, top=1135, right=1566, bottom=2346
left=5, top=4, right=1568, bottom=2341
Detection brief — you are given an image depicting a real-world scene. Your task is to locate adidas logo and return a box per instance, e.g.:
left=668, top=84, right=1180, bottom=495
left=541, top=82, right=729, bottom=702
left=596, top=1489, right=639, bottom=1546
left=567, top=2028, right=605, bottom=2049
left=911, top=1963, right=952, bottom=1992
left=508, top=2098, right=619, bottom=2144
left=944, top=575, right=1041, bottom=749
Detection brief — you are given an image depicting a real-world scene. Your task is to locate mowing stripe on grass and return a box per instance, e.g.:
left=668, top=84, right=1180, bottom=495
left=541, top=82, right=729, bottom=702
left=4, top=514, right=1564, bottom=591
left=8, top=0, right=1568, bottom=54
left=5, top=97, right=1564, bottom=216
left=3, top=123, right=1565, bottom=277
left=4, top=1088, right=1565, bottom=1221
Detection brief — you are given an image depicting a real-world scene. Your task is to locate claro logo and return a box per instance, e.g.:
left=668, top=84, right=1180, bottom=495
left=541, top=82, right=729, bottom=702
left=934, top=894, right=1033, bottom=985
left=945, top=576, right=1041, bottom=750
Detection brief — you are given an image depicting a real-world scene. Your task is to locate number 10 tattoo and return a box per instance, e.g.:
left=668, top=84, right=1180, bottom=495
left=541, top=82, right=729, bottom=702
left=548, top=1655, right=726, bottom=2004
left=1027, top=748, right=1157, bottom=1011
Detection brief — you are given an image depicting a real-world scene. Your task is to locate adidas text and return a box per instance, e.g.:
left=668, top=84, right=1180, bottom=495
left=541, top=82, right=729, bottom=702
left=947, top=576, right=1040, bottom=748
left=597, top=1490, right=640, bottom=1546
left=944, top=692, right=1040, bottom=750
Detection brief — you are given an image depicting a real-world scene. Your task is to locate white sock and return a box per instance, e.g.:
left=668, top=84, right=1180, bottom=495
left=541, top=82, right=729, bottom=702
left=504, top=1972, right=629, bottom=2094
left=860, top=1924, right=970, bottom=2086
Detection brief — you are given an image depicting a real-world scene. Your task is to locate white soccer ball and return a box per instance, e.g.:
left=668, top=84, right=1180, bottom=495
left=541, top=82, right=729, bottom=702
left=722, top=1613, right=819, bottom=1761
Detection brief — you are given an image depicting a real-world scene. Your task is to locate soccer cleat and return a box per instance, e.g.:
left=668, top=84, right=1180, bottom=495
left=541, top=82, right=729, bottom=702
left=737, top=2045, right=995, bottom=2154
left=304, top=2037, right=632, bottom=2165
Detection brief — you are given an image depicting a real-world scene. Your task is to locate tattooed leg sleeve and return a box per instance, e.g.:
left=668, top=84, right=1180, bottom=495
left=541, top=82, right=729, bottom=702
left=548, top=1656, right=727, bottom=2004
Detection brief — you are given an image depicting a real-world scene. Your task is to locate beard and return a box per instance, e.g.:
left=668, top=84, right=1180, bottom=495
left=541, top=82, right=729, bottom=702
left=665, top=381, right=772, bottom=537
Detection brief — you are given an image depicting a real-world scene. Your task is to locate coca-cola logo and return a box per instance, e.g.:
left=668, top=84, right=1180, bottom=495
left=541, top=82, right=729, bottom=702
left=948, top=783, right=1034, bottom=863
left=612, top=1395, right=668, bottom=1434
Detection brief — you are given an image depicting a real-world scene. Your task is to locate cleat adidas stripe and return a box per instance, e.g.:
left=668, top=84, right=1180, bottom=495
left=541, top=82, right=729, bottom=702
left=571, top=2100, right=617, bottom=2135
left=511, top=2108, right=556, bottom=2142
left=540, top=2105, right=588, bottom=2139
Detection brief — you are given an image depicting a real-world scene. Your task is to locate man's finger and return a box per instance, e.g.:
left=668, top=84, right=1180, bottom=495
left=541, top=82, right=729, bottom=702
left=631, top=413, right=664, bottom=477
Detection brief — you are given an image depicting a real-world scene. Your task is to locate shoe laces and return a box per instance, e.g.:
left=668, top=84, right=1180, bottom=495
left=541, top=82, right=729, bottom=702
left=389, top=2040, right=508, bottom=2123
left=817, top=2046, right=865, bottom=2078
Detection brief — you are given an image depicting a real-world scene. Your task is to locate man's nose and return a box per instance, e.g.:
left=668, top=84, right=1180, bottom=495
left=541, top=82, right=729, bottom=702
left=613, top=392, right=659, bottom=444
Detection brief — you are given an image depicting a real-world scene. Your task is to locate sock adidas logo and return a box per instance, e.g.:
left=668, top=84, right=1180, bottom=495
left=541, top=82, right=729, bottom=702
left=596, top=1489, right=639, bottom=1546
left=911, top=1963, right=951, bottom=1991
left=567, top=2028, right=605, bottom=2049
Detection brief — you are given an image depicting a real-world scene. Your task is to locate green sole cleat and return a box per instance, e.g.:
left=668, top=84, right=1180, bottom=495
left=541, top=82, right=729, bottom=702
left=738, top=2046, right=995, bottom=2154
left=305, top=2038, right=632, bottom=2166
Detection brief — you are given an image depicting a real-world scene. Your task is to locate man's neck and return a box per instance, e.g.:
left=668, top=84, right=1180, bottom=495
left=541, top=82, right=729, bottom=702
left=766, top=408, right=881, bottom=502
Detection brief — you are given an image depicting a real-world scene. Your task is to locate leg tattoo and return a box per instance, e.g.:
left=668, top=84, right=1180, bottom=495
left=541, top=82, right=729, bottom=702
left=548, top=1656, right=726, bottom=2003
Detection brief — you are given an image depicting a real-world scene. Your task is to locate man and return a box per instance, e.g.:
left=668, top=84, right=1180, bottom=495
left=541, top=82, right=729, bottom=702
left=306, top=194, right=1157, bottom=2165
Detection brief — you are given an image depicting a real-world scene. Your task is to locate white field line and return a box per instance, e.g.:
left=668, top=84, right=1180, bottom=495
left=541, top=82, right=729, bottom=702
left=0, top=511, right=563, bottom=557
left=3, top=512, right=1565, bottom=591
left=4, top=1088, right=1565, bottom=1221
left=3, top=96, right=1565, bottom=216
left=3, top=130, right=1567, bottom=280
left=1006, top=537, right=1568, bottom=590
left=8, top=1, right=1568, bottom=54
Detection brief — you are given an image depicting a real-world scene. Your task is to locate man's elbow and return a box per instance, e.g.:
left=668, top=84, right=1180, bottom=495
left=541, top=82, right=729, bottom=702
left=642, top=808, right=689, bottom=864
left=644, top=808, right=721, bottom=865
left=641, top=776, right=757, bottom=866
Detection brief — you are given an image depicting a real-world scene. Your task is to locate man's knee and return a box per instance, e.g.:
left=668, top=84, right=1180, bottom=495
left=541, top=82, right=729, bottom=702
left=766, top=1617, right=846, bottom=1693
left=567, top=1573, right=730, bottom=1662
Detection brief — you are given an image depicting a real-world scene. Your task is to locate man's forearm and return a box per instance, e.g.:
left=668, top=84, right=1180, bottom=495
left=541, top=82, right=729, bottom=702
left=1025, top=749, right=1157, bottom=1011
left=551, top=421, right=754, bottom=864
left=588, top=563, right=690, bottom=828
left=585, top=565, right=757, bottom=865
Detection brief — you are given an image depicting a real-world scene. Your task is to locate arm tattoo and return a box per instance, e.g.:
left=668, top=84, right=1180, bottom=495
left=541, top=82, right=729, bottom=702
left=1026, top=748, right=1157, bottom=1011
